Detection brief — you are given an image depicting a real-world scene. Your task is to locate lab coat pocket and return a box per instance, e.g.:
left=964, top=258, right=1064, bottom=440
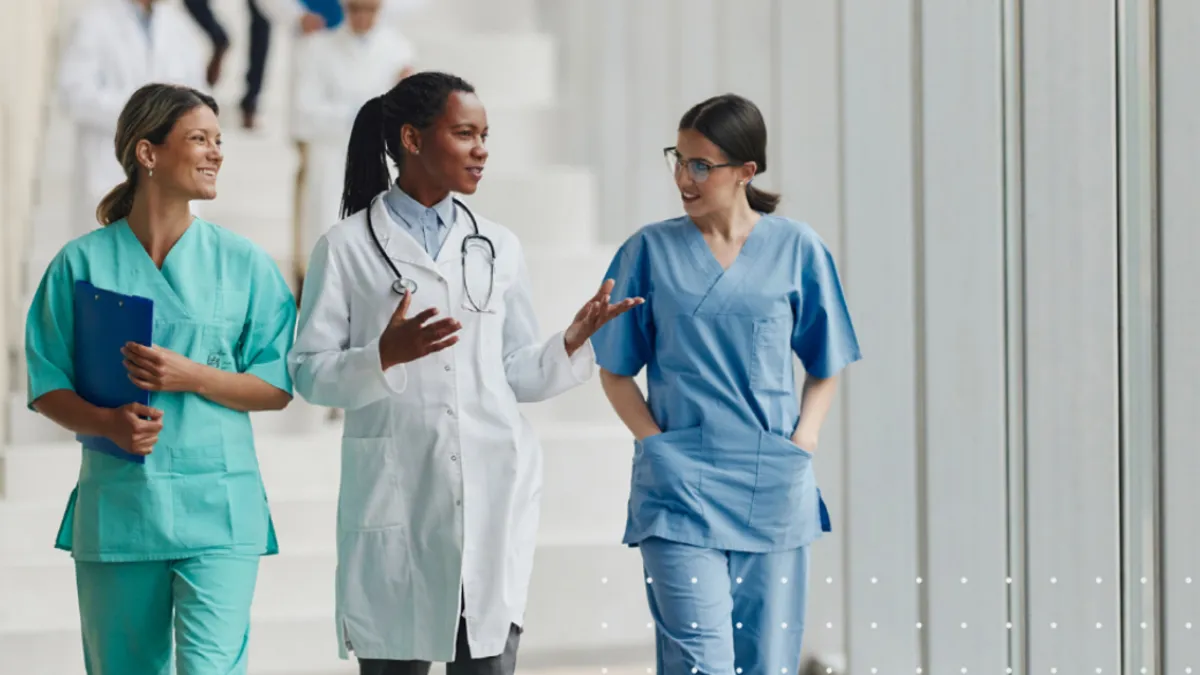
left=750, top=431, right=817, bottom=537
left=632, top=428, right=705, bottom=514
left=750, top=315, right=793, bottom=393
left=339, top=437, right=406, bottom=532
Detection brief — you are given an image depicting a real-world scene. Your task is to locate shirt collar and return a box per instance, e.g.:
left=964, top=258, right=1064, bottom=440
left=383, top=184, right=455, bottom=231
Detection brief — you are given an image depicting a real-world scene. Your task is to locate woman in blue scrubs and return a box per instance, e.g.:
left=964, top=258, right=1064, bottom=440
left=593, top=94, right=862, bottom=674
left=24, top=83, right=297, bottom=674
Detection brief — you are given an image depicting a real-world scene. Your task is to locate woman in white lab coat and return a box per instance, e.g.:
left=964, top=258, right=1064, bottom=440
left=287, top=71, right=641, bottom=674
left=57, top=0, right=207, bottom=239
left=290, top=0, right=416, bottom=286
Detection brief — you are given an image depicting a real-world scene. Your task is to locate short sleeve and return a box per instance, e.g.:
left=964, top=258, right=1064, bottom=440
left=792, top=234, right=862, bottom=378
left=25, top=251, right=78, bottom=409
left=236, top=254, right=298, bottom=394
left=592, top=237, right=654, bottom=377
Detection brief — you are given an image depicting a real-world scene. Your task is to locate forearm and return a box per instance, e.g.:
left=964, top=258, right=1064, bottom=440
left=793, top=374, right=838, bottom=448
left=31, top=389, right=114, bottom=438
left=505, top=331, right=592, bottom=403
left=290, top=340, right=404, bottom=410
left=194, top=368, right=291, bottom=412
left=599, top=371, right=660, bottom=441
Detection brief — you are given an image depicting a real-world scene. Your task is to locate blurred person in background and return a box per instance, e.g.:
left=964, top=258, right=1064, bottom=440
left=181, top=0, right=327, bottom=129
left=57, top=0, right=207, bottom=240
left=592, top=94, right=862, bottom=675
left=24, top=83, right=297, bottom=675
left=289, top=0, right=416, bottom=295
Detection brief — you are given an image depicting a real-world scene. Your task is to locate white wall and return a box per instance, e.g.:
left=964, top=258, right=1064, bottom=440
left=0, top=0, right=63, bottom=446
left=537, top=0, right=1187, bottom=672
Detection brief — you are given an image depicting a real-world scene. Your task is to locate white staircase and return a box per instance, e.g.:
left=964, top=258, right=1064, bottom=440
left=0, top=1, right=654, bottom=672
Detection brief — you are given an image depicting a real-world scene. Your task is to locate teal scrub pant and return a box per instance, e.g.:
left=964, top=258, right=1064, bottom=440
left=74, top=554, right=261, bottom=675
left=639, top=537, right=810, bottom=675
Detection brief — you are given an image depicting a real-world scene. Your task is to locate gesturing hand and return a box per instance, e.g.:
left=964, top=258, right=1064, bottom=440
left=563, top=279, right=645, bottom=355
left=123, top=343, right=200, bottom=393
left=105, top=402, right=164, bottom=456
left=378, top=291, right=463, bottom=370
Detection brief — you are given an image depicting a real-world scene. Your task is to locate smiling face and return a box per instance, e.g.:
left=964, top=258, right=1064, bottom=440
left=671, top=128, right=756, bottom=220
left=136, top=104, right=223, bottom=201
left=402, top=90, right=489, bottom=195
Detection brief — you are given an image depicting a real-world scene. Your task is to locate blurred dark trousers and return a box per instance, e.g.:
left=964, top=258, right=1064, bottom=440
left=182, top=0, right=271, bottom=114
left=356, top=619, right=521, bottom=675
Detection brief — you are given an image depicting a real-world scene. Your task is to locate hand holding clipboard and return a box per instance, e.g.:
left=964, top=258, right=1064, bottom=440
left=73, top=281, right=163, bottom=463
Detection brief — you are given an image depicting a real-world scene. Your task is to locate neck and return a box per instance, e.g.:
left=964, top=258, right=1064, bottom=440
left=396, top=175, right=450, bottom=209
left=125, top=187, right=193, bottom=267
left=692, top=198, right=759, bottom=242
left=134, top=0, right=153, bottom=11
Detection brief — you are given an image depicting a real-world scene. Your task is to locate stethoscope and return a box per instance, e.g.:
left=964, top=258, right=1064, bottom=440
left=366, top=195, right=497, bottom=312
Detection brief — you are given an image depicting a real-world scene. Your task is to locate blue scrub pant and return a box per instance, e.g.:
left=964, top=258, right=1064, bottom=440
left=639, top=537, right=810, bottom=675
left=75, top=554, right=260, bottom=675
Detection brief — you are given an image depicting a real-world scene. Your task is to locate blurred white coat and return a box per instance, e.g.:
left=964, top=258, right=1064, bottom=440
left=290, top=22, right=415, bottom=261
left=56, top=0, right=207, bottom=237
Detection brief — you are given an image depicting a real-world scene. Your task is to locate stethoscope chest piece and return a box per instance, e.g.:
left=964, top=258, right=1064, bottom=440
left=391, top=277, right=418, bottom=295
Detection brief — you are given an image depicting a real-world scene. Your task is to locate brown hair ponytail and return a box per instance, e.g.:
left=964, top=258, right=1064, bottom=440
left=95, top=83, right=219, bottom=226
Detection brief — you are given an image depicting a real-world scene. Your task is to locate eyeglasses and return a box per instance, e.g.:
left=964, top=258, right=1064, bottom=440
left=663, top=147, right=743, bottom=183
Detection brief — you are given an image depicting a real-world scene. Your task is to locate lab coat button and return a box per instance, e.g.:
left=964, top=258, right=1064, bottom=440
left=447, top=408, right=455, bottom=417
left=444, top=365, right=452, bottom=372
left=451, top=455, right=457, bottom=461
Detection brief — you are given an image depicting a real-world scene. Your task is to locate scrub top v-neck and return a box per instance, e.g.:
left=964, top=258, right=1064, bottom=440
left=24, top=218, right=297, bottom=562
left=592, top=215, right=861, bottom=553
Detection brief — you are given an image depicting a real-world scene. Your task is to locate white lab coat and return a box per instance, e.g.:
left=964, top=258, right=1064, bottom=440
left=287, top=191, right=595, bottom=662
left=56, top=0, right=206, bottom=237
left=290, top=25, right=415, bottom=260
left=256, top=0, right=431, bottom=28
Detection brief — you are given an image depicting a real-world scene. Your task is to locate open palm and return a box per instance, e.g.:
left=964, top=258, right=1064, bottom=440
left=564, top=279, right=644, bottom=354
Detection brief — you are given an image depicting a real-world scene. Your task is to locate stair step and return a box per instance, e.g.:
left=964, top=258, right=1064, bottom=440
left=409, top=33, right=557, bottom=110
left=0, top=541, right=654, bottom=674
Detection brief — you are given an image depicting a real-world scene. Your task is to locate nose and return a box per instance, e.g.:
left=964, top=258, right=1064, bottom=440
left=472, top=139, right=488, bottom=162
left=674, top=168, right=694, bottom=192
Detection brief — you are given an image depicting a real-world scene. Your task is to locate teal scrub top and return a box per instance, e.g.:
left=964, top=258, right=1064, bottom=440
left=592, top=215, right=862, bottom=553
left=24, top=219, right=297, bottom=562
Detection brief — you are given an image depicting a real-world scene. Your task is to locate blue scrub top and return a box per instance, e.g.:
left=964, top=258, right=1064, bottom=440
left=593, top=215, right=861, bottom=553
left=25, top=219, right=297, bottom=562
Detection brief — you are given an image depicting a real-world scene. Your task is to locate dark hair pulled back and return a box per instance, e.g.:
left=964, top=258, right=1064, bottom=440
left=340, top=71, right=475, bottom=219
left=678, top=93, right=780, bottom=214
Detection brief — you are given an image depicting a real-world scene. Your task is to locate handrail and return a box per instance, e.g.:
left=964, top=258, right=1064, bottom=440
left=0, top=0, right=64, bottom=445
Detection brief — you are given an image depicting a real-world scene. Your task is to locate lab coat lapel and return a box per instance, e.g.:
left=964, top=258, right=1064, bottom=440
left=369, top=197, right=442, bottom=278
left=688, top=218, right=767, bottom=316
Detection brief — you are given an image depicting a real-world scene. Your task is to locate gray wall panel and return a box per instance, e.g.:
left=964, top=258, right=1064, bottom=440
left=774, top=0, right=847, bottom=660
left=841, top=0, right=922, bottom=669
left=1158, top=0, right=1200, bottom=670
left=920, top=0, right=1010, bottom=670
left=1021, top=0, right=1122, bottom=670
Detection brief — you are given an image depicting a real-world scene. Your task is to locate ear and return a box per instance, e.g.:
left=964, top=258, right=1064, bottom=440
left=400, top=123, right=422, bottom=156
left=134, top=139, right=156, bottom=173
left=739, top=160, right=758, bottom=185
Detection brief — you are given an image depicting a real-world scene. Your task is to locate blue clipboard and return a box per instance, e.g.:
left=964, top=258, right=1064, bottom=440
left=72, top=280, right=155, bottom=464
left=302, top=0, right=344, bottom=29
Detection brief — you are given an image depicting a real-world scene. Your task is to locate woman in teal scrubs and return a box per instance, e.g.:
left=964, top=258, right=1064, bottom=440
left=24, top=83, right=297, bottom=674
left=593, top=94, right=862, bottom=674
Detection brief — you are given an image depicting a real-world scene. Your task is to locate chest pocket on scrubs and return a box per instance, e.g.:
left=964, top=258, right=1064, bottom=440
left=750, top=315, right=793, bottom=393
left=207, top=288, right=249, bottom=371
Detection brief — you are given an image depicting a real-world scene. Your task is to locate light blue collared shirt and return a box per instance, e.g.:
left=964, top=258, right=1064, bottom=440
left=384, top=186, right=455, bottom=260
